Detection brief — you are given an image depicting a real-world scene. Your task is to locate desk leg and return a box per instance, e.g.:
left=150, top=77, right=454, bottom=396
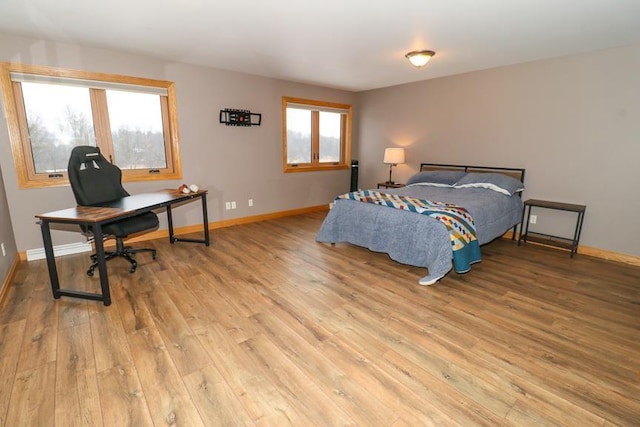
left=517, top=202, right=527, bottom=242
left=571, top=211, right=586, bottom=258
left=518, top=205, right=531, bottom=246
left=201, top=193, right=210, bottom=246
left=167, top=193, right=210, bottom=245
left=93, top=225, right=112, bottom=306
left=40, top=220, right=61, bottom=299
left=166, top=205, right=176, bottom=244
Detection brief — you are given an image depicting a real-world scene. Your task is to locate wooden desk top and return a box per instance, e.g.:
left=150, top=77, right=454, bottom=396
left=36, top=189, right=207, bottom=223
left=524, top=198, right=586, bottom=213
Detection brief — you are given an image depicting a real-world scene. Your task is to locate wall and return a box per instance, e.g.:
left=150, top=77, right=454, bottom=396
left=0, top=33, right=355, bottom=253
left=0, top=161, right=17, bottom=288
left=356, top=44, right=640, bottom=257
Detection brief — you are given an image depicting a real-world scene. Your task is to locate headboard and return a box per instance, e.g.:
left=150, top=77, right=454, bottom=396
left=419, top=163, right=526, bottom=183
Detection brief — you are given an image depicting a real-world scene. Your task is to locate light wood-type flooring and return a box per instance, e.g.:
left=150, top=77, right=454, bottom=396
left=1, top=211, right=639, bottom=426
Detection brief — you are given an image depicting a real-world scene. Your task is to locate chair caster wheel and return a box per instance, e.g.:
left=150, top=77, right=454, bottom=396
left=152, top=252, right=157, bottom=260
left=129, top=263, right=137, bottom=274
left=87, top=269, right=94, bottom=277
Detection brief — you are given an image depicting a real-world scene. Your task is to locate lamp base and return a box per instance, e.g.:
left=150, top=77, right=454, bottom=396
left=385, top=180, right=395, bottom=185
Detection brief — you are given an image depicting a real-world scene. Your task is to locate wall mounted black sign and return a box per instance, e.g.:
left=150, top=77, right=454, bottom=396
left=219, top=109, right=262, bottom=126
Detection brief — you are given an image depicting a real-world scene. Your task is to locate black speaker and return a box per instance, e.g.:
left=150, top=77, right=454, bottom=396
left=350, top=160, right=359, bottom=191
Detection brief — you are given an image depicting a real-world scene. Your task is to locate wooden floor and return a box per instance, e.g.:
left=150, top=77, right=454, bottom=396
left=1, top=211, right=639, bottom=426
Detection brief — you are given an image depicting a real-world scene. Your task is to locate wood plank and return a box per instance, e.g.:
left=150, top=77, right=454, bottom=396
left=0, top=265, right=34, bottom=324
left=89, top=304, right=134, bottom=373
left=0, top=320, right=26, bottom=426
left=1, top=211, right=639, bottom=426
left=183, top=364, right=255, bottom=426
left=55, top=322, right=102, bottom=427
left=154, top=271, right=216, bottom=332
left=246, top=311, right=398, bottom=426
left=127, top=327, right=205, bottom=426
left=16, top=285, right=58, bottom=372
left=333, top=302, right=516, bottom=423
left=96, top=364, right=154, bottom=426
left=4, top=361, right=56, bottom=426
left=115, top=285, right=155, bottom=335
left=138, top=289, right=211, bottom=376
left=196, top=322, right=312, bottom=425
left=240, top=333, right=357, bottom=426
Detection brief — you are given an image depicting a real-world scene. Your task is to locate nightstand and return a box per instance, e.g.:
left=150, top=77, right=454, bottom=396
left=377, top=182, right=404, bottom=189
left=518, top=199, right=586, bottom=257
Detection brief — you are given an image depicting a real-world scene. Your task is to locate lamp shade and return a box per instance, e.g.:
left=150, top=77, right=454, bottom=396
left=383, top=147, right=405, bottom=165
left=405, top=50, right=435, bottom=68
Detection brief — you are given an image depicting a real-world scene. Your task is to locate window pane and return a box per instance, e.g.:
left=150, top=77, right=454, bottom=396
left=286, top=107, right=312, bottom=164
left=106, top=90, right=167, bottom=169
left=22, top=82, right=96, bottom=173
left=319, top=111, right=342, bottom=163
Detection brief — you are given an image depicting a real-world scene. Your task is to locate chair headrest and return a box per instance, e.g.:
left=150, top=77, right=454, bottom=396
left=70, top=145, right=101, bottom=161
left=69, top=145, right=107, bottom=171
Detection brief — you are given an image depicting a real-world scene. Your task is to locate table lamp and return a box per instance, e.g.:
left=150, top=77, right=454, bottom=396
left=383, top=148, right=405, bottom=184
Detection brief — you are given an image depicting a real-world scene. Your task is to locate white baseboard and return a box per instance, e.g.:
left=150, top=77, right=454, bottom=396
left=26, top=241, right=93, bottom=261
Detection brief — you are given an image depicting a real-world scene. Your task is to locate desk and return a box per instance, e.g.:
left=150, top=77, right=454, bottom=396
left=518, top=198, right=586, bottom=257
left=36, top=189, right=209, bottom=306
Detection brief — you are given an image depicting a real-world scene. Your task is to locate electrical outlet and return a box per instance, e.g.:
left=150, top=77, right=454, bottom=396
left=530, top=214, right=537, bottom=224
left=248, top=199, right=253, bottom=207
left=1, top=243, right=5, bottom=257
left=225, top=202, right=231, bottom=210
left=231, top=201, right=236, bottom=209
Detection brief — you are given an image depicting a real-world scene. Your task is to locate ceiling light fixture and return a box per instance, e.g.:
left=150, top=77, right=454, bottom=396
left=405, top=50, right=436, bottom=68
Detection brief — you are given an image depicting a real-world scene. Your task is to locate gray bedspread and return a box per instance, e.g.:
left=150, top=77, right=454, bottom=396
left=316, top=184, right=523, bottom=285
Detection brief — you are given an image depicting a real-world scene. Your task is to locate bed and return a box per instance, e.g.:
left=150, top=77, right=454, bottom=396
left=316, top=163, right=526, bottom=285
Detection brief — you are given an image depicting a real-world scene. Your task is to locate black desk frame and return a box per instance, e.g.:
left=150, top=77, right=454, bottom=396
left=518, top=198, right=586, bottom=257
left=37, top=190, right=209, bottom=306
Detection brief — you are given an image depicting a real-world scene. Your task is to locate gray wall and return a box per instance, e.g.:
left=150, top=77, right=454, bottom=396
left=0, top=33, right=355, bottom=253
left=1, top=32, right=639, bottom=261
left=355, top=44, right=640, bottom=256
left=0, top=161, right=17, bottom=290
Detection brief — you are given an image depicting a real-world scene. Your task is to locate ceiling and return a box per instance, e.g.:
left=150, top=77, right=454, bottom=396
left=1, top=0, right=640, bottom=92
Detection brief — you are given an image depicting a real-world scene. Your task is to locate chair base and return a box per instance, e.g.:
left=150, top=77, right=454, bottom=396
left=87, top=238, right=157, bottom=276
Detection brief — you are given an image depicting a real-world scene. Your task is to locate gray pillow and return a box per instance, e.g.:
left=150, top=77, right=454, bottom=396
left=454, top=172, right=524, bottom=196
left=406, top=171, right=467, bottom=187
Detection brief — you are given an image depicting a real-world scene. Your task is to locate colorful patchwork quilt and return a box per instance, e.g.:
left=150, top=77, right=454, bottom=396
left=337, top=190, right=481, bottom=273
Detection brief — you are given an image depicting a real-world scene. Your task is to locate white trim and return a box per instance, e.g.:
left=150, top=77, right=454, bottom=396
left=286, top=103, right=350, bottom=114
left=10, top=72, right=168, bottom=96
left=26, top=241, right=93, bottom=261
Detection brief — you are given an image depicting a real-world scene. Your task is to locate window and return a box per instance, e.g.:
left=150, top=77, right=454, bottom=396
left=0, top=63, right=182, bottom=188
left=282, top=97, right=351, bottom=172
